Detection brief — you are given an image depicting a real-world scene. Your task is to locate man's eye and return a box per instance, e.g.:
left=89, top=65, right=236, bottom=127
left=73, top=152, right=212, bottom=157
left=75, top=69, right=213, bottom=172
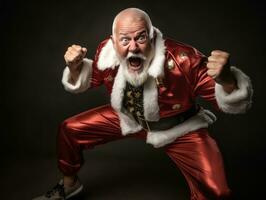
left=137, top=35, right=147, bottom=43
left=121, top=38, right=130, bottom=45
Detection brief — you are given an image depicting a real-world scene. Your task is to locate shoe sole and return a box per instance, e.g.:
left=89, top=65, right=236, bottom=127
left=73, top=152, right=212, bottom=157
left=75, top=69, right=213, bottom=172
left=66, top=185, right=83, bottom=199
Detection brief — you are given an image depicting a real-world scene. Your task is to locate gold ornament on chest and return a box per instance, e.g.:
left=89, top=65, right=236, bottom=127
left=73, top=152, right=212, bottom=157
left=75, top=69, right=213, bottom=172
left=167, top=58, right=175, bottom=70
left=104, top=75, right=114, bottom=82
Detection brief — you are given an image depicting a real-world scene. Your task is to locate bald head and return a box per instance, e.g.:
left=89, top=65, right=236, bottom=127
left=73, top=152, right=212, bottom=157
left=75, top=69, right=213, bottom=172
left=112, top=8, right=154, bottom=39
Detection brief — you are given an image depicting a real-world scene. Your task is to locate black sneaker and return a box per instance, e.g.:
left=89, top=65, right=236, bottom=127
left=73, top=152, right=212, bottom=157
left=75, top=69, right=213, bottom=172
left=33, top=179, right=83, bottom=200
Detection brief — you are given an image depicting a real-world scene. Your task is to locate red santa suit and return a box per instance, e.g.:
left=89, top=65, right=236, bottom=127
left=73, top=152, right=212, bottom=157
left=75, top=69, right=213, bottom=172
left=59, top=28, right=252, bottom=199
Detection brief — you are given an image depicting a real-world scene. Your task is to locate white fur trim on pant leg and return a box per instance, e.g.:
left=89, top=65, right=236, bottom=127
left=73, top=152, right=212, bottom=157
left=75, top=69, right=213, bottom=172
left=61, top=58, right=93, bottom=93
left=146, top=108, right=215, bottom=148
left=215, top=66, right=253, bottom=114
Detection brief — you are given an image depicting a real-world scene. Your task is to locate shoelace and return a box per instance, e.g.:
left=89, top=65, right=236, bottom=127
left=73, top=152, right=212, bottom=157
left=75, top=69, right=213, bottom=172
left=45, top=183, right=65, bottom=199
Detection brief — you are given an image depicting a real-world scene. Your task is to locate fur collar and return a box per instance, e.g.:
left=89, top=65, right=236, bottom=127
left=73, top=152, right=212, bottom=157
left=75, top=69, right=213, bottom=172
left=110, top=62, right=160, bottom=135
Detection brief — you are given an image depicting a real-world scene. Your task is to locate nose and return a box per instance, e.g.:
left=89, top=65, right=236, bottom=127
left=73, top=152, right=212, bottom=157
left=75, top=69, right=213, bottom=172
left=128, top=40, right=140, bottom=53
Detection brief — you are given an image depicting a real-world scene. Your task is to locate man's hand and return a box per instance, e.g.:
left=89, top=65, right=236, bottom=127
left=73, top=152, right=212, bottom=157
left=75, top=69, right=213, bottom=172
left=207, top=50, right=237, bottom=93
left=64, top=44, right=87, bottom=83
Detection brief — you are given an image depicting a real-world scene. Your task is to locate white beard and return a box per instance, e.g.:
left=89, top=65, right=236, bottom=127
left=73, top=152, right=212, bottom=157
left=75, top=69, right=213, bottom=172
left=118, top=47, right=155, bottom=87
left=122, top=61, right=149, bottom=86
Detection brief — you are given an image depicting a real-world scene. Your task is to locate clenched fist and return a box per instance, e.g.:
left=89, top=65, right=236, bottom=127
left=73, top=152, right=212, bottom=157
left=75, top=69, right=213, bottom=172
left=207, top=50, right=236, bottom=93
left=64, top=44, right=87, bottom=82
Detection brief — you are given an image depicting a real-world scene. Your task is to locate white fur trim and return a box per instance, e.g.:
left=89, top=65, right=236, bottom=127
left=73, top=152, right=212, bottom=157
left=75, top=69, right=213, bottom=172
left=143, top=77, right=160, bottom=121
left=110, top=65, right=142, bottom=135
left=110, top=66, right=126, bottom=111
left=97, top=39, right=120, bottom=70
left=110, top=63, right=161, bottom=135
left=146, top=109, right=217, bottom=148
left=147, top=27, right=166, bottom=78
left=215, top=66, right=253, bottom=114
left=61, top=58, right=93, bottom=93
left=97, top=27, right=166, bottom=79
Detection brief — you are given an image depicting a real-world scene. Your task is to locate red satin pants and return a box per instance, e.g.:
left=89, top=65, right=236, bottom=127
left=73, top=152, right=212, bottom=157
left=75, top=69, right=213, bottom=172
left=57, top=105, right=231, bottom=199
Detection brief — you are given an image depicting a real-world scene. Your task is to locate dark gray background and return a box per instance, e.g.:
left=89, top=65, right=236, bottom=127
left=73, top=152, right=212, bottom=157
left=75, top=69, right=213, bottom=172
left=1, top=0, right=265, bottom=199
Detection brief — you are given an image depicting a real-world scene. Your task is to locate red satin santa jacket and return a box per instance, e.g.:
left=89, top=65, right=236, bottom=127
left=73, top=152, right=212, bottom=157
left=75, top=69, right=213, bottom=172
left=88, top=38, right=217, bottom=118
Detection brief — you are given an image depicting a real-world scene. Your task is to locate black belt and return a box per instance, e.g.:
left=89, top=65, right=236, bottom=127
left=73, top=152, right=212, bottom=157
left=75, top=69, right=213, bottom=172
left=136, top=105, right=199, bottom=131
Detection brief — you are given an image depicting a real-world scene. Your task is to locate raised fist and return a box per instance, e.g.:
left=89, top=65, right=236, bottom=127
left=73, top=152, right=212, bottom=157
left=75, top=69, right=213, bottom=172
left=206, top=50, right=231, bottom=82
left=207, top=50, right=236, bottom=93
left=64, top=44, right=87, bottom=77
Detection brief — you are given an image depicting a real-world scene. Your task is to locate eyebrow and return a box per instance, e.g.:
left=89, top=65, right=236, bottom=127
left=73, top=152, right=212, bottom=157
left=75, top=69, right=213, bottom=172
left=119, top=30, right=147, bottom=36
left=136, top=30, right=147, bottom=36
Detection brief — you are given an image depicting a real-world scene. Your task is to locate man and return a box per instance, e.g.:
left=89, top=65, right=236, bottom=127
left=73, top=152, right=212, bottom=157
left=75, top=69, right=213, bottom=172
left=34, top=8, right=252, bottom=200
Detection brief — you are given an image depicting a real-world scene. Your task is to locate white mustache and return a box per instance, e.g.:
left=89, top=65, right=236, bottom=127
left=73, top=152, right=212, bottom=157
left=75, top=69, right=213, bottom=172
left=126, top=52, right=147, bottom=60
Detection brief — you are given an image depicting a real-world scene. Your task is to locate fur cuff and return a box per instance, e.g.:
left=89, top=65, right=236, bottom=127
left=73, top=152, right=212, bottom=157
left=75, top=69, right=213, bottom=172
left=61, top=58, right=93, bottom=93
left=215, top=66, right=253, bottom=114
left=146, top=109, right=216, bottom=148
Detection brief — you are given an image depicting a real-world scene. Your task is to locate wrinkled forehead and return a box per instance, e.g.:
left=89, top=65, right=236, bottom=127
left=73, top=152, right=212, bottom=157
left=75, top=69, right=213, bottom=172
left=118, top=24, right=147, bottom=36
left=114, top=16, right=149, bottom=35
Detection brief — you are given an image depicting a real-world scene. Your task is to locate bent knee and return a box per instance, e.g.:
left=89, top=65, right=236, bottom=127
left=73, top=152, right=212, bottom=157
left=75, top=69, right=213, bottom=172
left=59, top=119, right=81, bottom=134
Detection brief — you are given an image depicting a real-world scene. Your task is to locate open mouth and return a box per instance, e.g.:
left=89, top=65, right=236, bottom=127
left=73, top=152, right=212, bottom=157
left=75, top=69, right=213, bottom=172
left=128, top=57, right=143, bottom=71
